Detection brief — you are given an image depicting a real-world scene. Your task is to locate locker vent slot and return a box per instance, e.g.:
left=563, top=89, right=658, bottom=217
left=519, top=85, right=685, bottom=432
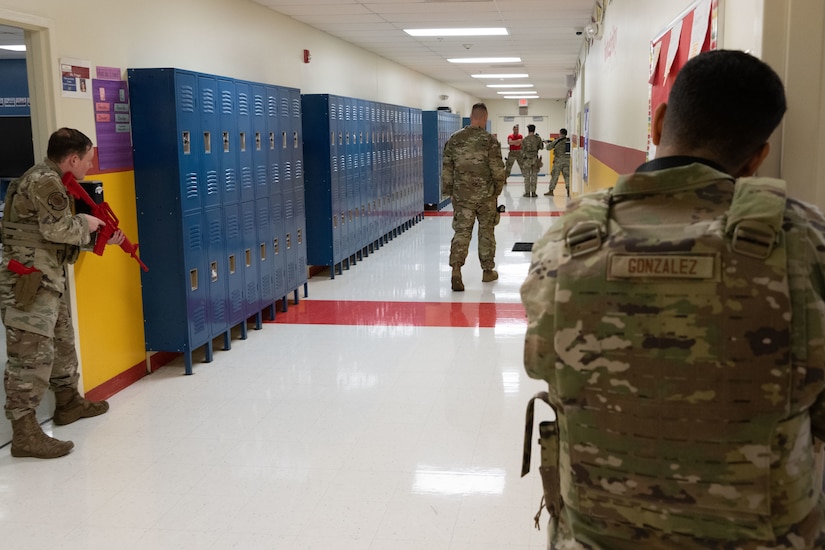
left=179, top=86, right=195, bottom=112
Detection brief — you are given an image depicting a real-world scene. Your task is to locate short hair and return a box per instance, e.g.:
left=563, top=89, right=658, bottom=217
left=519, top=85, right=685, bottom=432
left=527, top=124, right=536, bottom=133
left=47, top=128, right=93, bottom=163
left=559, top=128, right=568, bottom=136
left=663, top=49, right=786, bottom=167
left=471, top=103, right=488, bottom=118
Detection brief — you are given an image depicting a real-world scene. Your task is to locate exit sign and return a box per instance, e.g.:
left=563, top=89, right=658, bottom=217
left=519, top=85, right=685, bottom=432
left=518, top=98, right=529, bottom=107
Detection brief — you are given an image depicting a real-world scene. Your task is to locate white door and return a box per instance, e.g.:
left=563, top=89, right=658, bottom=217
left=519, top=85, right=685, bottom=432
left=497, top=115, right=551, bottom=176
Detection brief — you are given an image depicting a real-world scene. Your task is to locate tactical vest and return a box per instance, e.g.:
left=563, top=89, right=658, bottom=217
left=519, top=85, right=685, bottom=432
left=551, top=178, right=821, bottom=541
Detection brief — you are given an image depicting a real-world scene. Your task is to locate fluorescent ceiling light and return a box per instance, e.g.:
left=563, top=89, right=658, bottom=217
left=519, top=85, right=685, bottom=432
left=448, top=57, right=520, bottom=64
left=404, top=28, right=507, bottom=37
left=471, top=73, right=528, bottom=79
left=497, top=90, right=536, bottom=94
left=487, top=84, right=533, bottom=88
left=0, top=45, right=26, bottom=52
left=504, top=96, right=540, bottom=99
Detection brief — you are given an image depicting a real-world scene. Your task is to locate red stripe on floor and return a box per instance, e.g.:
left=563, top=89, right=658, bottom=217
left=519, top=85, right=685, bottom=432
left=267, top=300, right=526, bottom=328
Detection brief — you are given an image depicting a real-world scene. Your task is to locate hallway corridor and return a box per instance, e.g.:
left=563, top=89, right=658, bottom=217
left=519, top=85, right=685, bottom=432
left=0, top=178, right=571, bottom=549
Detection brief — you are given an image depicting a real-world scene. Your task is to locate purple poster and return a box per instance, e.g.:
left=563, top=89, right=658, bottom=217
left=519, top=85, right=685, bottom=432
left=92, top=79, right=133, bottom=171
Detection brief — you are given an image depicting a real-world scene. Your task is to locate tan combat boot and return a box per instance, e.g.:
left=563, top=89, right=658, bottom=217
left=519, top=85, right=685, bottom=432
left=451, top=266, right=464, bottom=292
left=482, top=269, right=499, bottom=282
left=53, top=388, right=109, bottom=426
left=10, top=413, right=74, bottom=458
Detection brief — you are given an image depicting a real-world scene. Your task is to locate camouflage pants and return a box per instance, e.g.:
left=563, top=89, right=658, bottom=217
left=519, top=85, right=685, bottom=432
left=505, top=150, right=524, bottom=177
left=450, top=199, right=497, bottom=270
left=522, top=157, right=540, bottom=195
left=0, top=284, right=79, bottom=420
left=549, top=158, right=570, bottom=192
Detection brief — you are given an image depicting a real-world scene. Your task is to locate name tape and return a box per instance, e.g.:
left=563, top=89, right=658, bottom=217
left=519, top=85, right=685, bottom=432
left=608, top=254, right=716, bottom=279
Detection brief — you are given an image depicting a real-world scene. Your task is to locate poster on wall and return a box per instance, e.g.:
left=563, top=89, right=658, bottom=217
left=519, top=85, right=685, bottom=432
left=92, top=78, right=133, bottom=171
left=647, top=0, right=718, bottom=158
left=60, top=58, right=92, bottom=100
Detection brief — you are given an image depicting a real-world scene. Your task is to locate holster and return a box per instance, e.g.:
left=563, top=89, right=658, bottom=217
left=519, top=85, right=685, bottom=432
left=14, top=271, right=43, bottom=308
left=522, top=391, right=562, bottom=521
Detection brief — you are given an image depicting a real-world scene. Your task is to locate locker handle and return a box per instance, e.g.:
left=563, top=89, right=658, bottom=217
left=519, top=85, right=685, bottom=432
left=190, top=268, right=198, bottom=291
left=257, top=244, right=264, bottom=262
left=293, top=132, right=299, bottom=149
left=255, top=132, right=262, bottom=151
left=297, top=229, right=302, bottom=245
left=240, top=132, right=246, bottom=152
left=269, top=132, right=275, bottom=150
left=204, top=132, right=211, bottom=154
left=282, top=132, right=287, bottom=149
left=229, top=254, right=236, bottom=275
left=182, top=131, right=191, bottom=155
left=286, top=233, right=291, bottom=249
left=210, top=261, right=218, bottom=282
left=222, top=131, right=230, bottom=153
left=273, top=238, right=279, bottom=255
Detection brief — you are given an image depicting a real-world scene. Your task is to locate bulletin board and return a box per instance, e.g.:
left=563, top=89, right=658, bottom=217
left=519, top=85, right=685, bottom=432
left=647, top=0, right=719, bottom=158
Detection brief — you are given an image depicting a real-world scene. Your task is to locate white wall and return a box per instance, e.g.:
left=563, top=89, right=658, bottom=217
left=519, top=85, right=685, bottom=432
left=566, top=0, right=825, bottom=208
left=1, top=0, right=479, bottom=150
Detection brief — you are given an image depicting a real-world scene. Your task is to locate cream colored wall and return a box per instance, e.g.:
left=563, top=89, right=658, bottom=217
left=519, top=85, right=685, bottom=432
left=564, top=0, right=825, bottom=197
left=1, top=0, right=479, bottom=147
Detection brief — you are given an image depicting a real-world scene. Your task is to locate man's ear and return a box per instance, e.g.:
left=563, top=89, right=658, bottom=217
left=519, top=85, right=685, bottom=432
left=651, top=103, right=667, bottom=146
left=738, top=142, right=771, bottom=177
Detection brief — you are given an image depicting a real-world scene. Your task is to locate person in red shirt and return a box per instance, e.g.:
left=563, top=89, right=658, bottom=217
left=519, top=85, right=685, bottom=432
left=504, top=124, right=524, bottom=180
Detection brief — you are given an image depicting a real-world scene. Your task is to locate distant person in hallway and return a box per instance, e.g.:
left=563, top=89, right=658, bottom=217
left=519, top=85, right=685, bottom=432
left=520, top=124, right=544, bottom=197
left=0, top=128, right=124, bottom=459
left=521, top=50, right=825, bottom=548
left=544, top=128, right=571, bottom=197
left=442, top=103, right=506, bottom=291
left=504, top=124, right=524, bottom=181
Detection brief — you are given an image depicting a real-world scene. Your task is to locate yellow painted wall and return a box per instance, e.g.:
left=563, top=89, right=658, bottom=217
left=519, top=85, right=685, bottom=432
left=72, top=170, right=146, bottom=391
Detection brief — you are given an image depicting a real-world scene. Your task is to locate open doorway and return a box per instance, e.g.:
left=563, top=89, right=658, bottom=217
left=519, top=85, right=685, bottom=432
left=0, top=16, right=54, bottom=448
left=496, top=115, right=551, bottom=176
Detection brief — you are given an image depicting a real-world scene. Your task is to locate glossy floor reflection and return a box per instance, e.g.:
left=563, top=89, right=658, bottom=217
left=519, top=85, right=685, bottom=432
left=0, top=178, right=568, bottom=549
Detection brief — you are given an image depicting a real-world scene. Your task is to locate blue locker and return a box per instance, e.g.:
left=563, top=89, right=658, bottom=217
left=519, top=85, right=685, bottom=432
left=235, top=81, right=255, bottom=204
left=423, top=110, right=459, bottom=210
left=252, top=84, right=269, bottom=200
left=270, top=191, right=286, bottom=301
left=218, top=78, right=240, bottom=205
left=204, top=206, right=229, bottom=345
left=288, top=86, right=308, bottom=295
left=242, top=199, right=262, bottom=324
left=198, top=75, right=222, bottom=210
left=223, top=202, right=247, bottom=340
left=254, top=197, right=273, bottom=309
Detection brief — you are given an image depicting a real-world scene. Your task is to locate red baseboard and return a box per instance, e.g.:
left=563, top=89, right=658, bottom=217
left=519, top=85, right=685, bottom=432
left=84, top=351, right=180, bottom=402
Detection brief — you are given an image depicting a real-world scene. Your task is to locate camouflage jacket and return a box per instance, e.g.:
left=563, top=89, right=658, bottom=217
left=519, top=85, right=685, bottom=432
left=521, top=134, right=544, bottom=158
left=550, top=136, right=570, bottom=161
left=441, top=126, right=505, bottom=203
left=0, top=159, right=91, bottom=293
left=522, top=160, right=825, bottom=548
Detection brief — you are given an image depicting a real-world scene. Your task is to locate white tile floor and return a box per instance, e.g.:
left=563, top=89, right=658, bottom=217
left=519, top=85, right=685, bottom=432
left=0, top=178, right=570, bottom=549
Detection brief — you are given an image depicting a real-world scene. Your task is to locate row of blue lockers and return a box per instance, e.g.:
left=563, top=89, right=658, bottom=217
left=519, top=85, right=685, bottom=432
left=302, top=94, right=426, bottom=274
left=128, top=68, right=310, bottom=374
left=127, top=69, right=434, bottom=372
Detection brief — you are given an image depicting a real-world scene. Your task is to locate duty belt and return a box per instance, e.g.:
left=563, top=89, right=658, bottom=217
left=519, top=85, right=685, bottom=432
left=2, top=220, right=68, bottom=251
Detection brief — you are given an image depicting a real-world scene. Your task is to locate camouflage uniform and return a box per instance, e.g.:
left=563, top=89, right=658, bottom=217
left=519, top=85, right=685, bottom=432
left=521, top=134, right=544, bottom=196
left=547, top=136, right=571, bottom=196
left=521, top=160, right=825, bottom=549
left=0, top=159, right=91, bottom=421
left=442, top=126, right=506, bottom=270
left=505, top=131, right=524, bottom=178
